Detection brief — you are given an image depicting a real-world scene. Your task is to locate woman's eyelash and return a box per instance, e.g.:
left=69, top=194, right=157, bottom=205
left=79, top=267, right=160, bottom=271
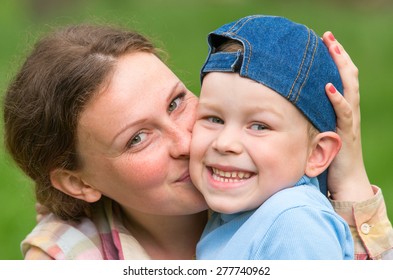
left=126, top=131, right=147, bottom=149
left=168, top=93, right=185, bottom=112
left=125, top=92, right=187, bottom=151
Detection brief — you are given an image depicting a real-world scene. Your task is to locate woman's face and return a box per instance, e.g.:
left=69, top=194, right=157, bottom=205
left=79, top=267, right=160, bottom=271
left=76, top=52, right=207, bottom=216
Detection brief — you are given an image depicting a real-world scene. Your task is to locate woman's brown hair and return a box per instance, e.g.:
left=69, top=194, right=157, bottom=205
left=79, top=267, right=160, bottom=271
left=3, top=24, right=157, bottom=221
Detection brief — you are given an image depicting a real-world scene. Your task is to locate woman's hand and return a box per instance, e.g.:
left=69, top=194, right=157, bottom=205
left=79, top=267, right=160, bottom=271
left=323, top=31, right=374, bottom=201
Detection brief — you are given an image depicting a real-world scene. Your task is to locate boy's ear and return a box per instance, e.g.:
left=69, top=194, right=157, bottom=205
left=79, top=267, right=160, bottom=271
left=305, top=132, right=342, bottom=178
left=49, top=169, right=102, bottom=203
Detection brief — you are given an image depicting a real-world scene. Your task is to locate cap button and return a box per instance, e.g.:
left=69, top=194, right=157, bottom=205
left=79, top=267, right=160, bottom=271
left=360, top=223, right=372, bottom=235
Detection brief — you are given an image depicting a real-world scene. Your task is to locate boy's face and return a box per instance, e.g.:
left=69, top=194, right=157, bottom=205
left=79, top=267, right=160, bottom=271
left=190, top=72, right=313, bottom=214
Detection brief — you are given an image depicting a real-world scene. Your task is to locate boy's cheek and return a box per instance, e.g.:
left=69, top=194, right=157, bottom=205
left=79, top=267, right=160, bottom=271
left=191, top=122, right=219, bottom=158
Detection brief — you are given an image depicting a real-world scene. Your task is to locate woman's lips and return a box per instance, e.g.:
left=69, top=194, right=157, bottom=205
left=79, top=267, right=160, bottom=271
left=175, top=171, right=191, bottom=183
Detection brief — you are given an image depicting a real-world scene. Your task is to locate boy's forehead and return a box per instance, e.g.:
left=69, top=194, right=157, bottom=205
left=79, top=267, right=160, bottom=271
left=199, top=72, right=303, bottom=120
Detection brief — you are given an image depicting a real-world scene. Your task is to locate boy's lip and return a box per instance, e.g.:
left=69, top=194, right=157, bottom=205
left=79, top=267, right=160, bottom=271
left=207, top=163, right=254, bottom=174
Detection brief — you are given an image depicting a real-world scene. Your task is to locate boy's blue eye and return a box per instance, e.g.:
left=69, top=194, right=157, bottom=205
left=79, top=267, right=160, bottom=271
left=208, top=117, right=224, bottom=124
left=250, top=124, right=266, bottom=130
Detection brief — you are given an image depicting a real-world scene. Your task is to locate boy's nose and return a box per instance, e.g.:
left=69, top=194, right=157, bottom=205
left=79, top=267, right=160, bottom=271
left=212, top=126, right=243, bottom=155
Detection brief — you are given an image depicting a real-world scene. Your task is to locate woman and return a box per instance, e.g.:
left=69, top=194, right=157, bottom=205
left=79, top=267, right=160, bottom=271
left=3, top=24, right=392, bottom=259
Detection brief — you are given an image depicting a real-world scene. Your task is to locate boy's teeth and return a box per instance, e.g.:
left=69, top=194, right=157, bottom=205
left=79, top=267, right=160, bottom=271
left=212, top=173, right=240, bottom=183
left=212, top=168, right=252, bottom=180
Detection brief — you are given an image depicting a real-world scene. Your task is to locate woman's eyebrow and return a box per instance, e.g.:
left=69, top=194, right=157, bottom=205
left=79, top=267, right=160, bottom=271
left=165, top=81, right=183, bottom=103
left=110, top=118, right=148, bottom=145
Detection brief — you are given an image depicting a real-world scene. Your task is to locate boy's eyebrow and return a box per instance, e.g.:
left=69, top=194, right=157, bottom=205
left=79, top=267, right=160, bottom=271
left=197, top=101, right=215, bottom=109
left=197, top=101, right=224, bottom=114
left=198, top=101, right=285, bottom=119
left=247, top=104, right=285, bottom=119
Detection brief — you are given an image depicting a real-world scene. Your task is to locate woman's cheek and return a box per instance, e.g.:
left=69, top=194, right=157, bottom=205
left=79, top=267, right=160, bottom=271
left=118, top=151, right=169, bottom=190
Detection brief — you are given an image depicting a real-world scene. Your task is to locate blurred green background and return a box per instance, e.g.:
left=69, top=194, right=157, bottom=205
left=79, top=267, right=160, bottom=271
left=1, top=0, right=392, bottom=259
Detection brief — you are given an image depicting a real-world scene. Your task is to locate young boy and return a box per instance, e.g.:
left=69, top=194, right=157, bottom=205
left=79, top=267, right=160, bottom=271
left=190, top=15, right=354, bottom=259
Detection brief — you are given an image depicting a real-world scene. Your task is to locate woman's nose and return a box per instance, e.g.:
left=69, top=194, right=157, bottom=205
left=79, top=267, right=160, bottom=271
left=168, top=121, right=192, bottom=159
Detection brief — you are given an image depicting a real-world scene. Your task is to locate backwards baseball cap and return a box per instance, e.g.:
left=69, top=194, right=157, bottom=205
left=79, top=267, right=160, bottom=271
left=201, top=15, right=343, bottom=133
left=200, top=15, right=343, bottom=195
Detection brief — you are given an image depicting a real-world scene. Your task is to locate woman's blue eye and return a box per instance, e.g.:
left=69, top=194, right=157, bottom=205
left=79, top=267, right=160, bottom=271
left=250, top=124, right=266, bottom=130
left=168, top=94, right=185, bottom=112
left=208, top=117, right=224, bottom=124
left=128, top=132, right=147, bottom=147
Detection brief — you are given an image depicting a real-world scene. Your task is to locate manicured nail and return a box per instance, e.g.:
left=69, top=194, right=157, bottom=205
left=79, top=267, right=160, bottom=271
left=329, top=84, right=337, bottom=94
left=334, top=45, right=341, bottom=55
left=328, top=32, right=335, bottom=41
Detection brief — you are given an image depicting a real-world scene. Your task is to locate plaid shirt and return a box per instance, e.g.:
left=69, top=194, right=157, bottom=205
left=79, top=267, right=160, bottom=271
left=331, top=186, right=393, bottom=260
left=21, top=187, right=393, bottom=259
left=21, top=198, right=150, bottom=259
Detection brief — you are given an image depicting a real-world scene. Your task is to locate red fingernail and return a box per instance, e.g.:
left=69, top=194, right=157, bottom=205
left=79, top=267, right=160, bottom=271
left=328, top=32, right=335, bottom=41
left=334, top=45, right=341, bottom=55
left=329, top=84, right=337, bottom=94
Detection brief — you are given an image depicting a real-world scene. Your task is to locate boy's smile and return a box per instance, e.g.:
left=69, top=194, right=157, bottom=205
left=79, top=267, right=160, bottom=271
left=210, top=167, right=253, bottom=182
left=207, top=164, right=256, bottom=187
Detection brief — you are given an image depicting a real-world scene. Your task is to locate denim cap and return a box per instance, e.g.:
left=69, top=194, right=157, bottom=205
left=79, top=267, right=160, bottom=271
left=200, top=15, right=343, bottom=195
left=200, top=15, right=343, bottom=133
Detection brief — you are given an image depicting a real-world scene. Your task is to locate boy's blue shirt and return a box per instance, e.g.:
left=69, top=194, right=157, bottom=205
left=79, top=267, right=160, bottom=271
left=196, top=176, right=354, bottom=260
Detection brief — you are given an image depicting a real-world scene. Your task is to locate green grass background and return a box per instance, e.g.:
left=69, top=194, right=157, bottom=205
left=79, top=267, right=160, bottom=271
left=1, top=0, right=392, bottom=259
